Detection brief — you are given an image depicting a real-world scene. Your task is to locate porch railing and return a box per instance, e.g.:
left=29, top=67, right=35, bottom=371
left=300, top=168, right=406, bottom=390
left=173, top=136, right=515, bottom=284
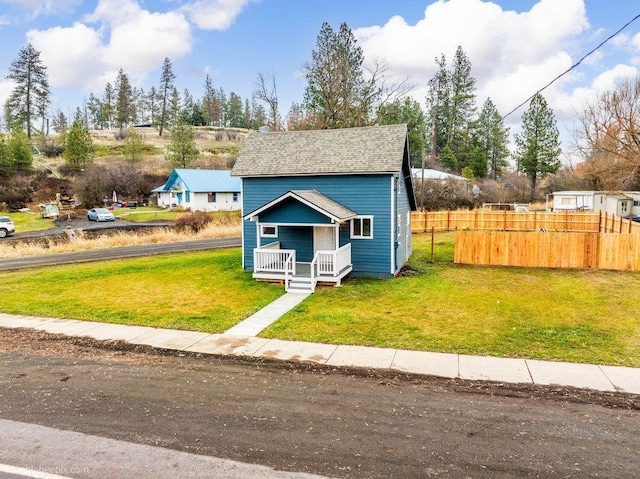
left=311, top=243, right=351, bottom=277
left=254, top=242, right=296, bottom=275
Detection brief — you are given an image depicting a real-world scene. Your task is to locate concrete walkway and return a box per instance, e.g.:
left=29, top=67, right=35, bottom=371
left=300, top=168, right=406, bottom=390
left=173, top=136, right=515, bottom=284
left=1, top=312, right=639, bottom=395
left=224, top=292, right=310, bottom=336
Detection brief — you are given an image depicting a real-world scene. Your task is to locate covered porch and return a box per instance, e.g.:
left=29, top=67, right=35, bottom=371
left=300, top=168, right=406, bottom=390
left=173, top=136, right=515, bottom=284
left=245, top=190, right=357, bottom=293
left=253, top=240, right=352, bottom=293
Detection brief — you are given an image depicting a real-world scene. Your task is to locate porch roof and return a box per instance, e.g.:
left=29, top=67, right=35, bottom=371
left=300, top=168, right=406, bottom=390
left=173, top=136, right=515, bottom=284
left=244, top=190, right=357, bottom=223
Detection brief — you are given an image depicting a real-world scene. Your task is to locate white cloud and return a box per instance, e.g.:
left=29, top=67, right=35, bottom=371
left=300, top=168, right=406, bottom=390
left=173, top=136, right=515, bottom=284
left=181, top=0, right=256, bottom=30
left=28, top=23, right=104, bottom=90
left=0, top=79, right=14, bottom=104
left=0, top=0, right=81, bottom=16
left=355, top=0, right=590, bottom=122
left=26, top=0, right=193, bottom=94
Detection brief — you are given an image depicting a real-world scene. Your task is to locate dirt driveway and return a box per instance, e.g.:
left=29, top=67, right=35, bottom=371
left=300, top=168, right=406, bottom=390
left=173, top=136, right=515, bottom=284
left=1, top=327, right=639, bottom=479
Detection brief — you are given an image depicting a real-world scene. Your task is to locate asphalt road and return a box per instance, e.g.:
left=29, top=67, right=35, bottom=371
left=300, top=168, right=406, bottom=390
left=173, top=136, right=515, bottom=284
left=0, top=329, right=639, bottom=479
left=0, top=237, right=241, bottom=271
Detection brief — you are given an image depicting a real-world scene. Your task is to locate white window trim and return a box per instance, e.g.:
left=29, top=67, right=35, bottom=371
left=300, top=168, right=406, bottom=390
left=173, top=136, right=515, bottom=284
left=350, top=216, right=374, bottom=239
left=260, top=224, right=278, bottom=238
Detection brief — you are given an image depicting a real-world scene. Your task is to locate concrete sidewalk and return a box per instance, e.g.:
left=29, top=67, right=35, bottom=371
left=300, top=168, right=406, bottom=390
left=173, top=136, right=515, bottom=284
left=1, top=313, right=639, bottom=395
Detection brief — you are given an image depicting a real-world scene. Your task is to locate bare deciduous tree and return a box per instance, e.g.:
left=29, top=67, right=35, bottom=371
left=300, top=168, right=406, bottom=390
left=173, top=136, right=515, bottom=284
left=253, top=72, right=282, bottom=131
left=574, top=76, right=640, bottom=190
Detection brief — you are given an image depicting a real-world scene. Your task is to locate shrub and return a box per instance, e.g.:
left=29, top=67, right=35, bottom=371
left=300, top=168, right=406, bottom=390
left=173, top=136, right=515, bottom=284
left=0, top=175, right=34, bottom=211
left=174, top=210, right=214, bottom=233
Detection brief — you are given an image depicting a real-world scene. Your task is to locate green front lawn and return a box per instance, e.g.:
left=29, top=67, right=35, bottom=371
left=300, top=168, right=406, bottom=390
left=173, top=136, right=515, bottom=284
left=263, top=233, right=640, bottom=366
left=7, top=212, right=56, bottom=233
left=0, top=232, right=637, bottom=366
left=0, top=248, right=283, bottom=333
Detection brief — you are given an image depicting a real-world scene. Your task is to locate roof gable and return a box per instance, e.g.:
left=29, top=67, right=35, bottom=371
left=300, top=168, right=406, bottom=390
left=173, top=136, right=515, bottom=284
left=155, top=169, right=241, bottom=193
left=232, top=124, right=408, bottom=177
left=244, top=190, right=357, bottom=223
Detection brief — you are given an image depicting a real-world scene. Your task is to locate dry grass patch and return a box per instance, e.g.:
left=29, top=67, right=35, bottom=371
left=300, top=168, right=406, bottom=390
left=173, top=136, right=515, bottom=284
left=0, top=214, right=240, bottom=258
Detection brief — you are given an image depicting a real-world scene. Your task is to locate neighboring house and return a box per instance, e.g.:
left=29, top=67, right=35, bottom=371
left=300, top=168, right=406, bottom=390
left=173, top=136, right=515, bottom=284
left=549, top=190, right=640, bottom=216
left=548, top=191, right=595, bottom=211
left=410, top=168, right=467, bottom=182
left=231, top=124, right=417, bottom=293
left=593, top=191, right=640, bottom=217
left=153, top=169, right=241, bottom=212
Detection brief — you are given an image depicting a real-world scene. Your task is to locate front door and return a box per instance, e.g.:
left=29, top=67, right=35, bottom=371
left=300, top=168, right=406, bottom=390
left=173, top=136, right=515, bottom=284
left=313, top=226, right=335, bottom=254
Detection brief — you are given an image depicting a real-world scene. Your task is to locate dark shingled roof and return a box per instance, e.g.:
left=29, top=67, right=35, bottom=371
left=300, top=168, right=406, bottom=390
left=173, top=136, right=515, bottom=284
left=231, top=124, right=408, bottom=177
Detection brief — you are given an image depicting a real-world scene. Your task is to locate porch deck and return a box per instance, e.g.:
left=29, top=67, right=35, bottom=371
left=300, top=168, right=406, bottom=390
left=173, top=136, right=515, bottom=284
left=252, top=261, right=353, bottom=285
left=252, top=242, right=352, bottom=292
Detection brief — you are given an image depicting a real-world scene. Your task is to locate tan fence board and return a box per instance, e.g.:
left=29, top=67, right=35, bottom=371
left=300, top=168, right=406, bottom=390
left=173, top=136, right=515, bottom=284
left=412, top=210, right=640, bottom=234
left=454, top=231, right=640, bottom=271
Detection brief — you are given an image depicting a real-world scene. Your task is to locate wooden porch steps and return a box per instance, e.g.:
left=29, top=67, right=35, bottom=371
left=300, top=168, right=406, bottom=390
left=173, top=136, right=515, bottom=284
left=286, top=276, right=315, bottom=293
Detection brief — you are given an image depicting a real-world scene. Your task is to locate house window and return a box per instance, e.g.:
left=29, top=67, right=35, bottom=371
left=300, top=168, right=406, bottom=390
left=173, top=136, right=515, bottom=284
left=351, top=216, right=373, bottom=239
left=561, top=197, right=573, bottom=205
left=634, top=200, right=640, bottom=207
left=260, top=225, right=278, bottom=238
left=185, top=191, right=190, bottom=202
left=233, top=192, right=239, bottom=202
left=208, top=192, right=216, bottom=203
left=621, top=202, right=629, bottom=213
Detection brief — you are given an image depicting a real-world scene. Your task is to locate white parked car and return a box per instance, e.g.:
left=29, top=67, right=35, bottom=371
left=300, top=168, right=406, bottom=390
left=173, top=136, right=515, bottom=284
left=87, top=208, right=115, bottom=222
left=0, top=216, right=15, bottom=237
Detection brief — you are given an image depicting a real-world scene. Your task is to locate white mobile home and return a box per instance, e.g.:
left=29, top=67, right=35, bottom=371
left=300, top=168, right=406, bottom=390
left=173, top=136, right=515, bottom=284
left=548, top=191, right=594, bottom=211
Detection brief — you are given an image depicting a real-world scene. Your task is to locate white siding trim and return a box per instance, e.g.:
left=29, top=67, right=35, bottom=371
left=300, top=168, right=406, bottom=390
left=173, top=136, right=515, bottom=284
left=390, top=176, right=395, bottom=275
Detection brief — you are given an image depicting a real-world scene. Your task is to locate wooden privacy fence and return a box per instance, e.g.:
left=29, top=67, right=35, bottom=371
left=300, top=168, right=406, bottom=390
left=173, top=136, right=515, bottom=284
left=454, top=231, right=640, bottom=271
left=411, top=210, right=640, bottom=234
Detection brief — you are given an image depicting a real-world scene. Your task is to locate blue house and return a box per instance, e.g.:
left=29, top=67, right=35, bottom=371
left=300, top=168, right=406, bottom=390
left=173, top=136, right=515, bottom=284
left=153, top=169, right=241, bottom=212
left=231, top=124, right=417, bottom=293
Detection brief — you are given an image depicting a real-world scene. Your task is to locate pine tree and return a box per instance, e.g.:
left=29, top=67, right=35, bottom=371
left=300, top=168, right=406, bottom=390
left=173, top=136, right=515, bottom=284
left=476, top=98, right=510, bottom=180
left=378, top=97, right=427, bottom=166
left=425, top=54, right=450, bottom=161
left=8, top=129, right=33, bottom=171
left=124, top=127, right=144, bottom=163
left=158, top=57, right=176, bottom=136
left=202, top=74, right=216, bottom=126
left=303, top=22, right=375, bottom=128
left=147, top=87, right=159, bottom=127
left=101, top=82, right=115, bottom=129
left=0, top=135, right=10, bottom=176
left=447, top=46, right=477, bottom=153
left=115, top=68, right=134, bottom=134
left=64, top=120, right=94, bottom=169
left=5, top=43, right=51, bottom=138
left=165, top=122, right=198, bottom=168
left=227, top=92, right=244, bottom=128
left=514, top=93, right=561, bottom=201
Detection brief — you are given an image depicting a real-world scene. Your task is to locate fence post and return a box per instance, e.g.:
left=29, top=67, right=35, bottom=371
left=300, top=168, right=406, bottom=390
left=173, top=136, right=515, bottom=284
left=598, top=211, right=602, bottom=233
left=447, top=210, right=451, bottom=231
left=431, top=227, right=435, bottom=263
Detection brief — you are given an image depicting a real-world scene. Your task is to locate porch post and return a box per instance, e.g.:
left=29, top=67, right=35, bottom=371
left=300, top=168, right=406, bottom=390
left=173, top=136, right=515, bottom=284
left=255, top=221, right=260, bottom=249
left=335, top=222, right=339, bottom=248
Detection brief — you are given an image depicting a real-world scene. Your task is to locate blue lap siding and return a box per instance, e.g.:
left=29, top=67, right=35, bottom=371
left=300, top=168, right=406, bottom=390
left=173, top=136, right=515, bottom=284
left=242, top=174, right=405, bottom=277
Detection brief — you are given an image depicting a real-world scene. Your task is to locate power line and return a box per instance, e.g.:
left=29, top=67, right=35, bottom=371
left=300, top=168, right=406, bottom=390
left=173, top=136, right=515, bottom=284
left=502, top=13, right=640, bottom=120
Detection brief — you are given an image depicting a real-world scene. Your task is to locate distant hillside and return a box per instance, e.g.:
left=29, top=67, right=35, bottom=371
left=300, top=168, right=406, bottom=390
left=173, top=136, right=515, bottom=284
left=26, top=127, right=249, bottom=209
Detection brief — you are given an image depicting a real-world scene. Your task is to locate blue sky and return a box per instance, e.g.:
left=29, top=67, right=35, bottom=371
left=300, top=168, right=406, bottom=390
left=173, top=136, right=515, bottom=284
left=0, top=0, right=639, bottom=154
